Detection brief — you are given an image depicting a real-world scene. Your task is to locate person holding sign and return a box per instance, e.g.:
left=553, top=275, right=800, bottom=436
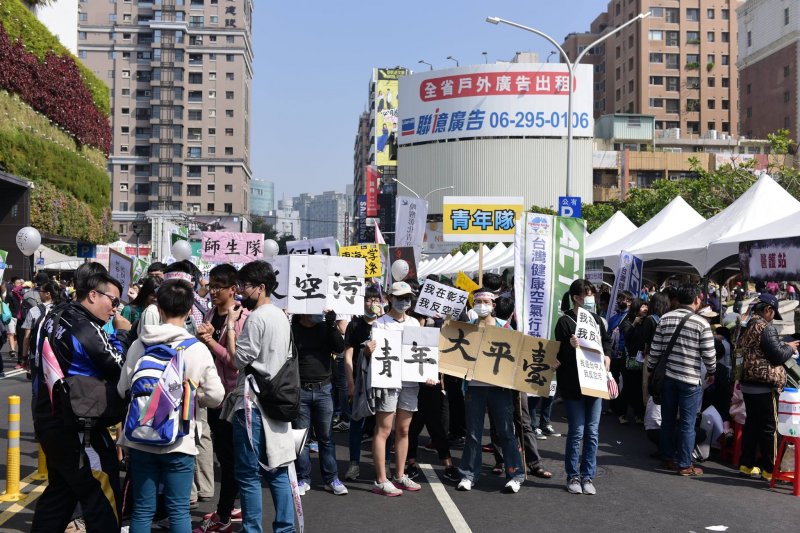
left=455, top=289, right=525, bottom=494
left=554, top=280, right=611, bottom=495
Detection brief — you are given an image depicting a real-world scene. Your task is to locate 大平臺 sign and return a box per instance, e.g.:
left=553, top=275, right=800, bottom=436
left=442, top=196, right=524, bottom=243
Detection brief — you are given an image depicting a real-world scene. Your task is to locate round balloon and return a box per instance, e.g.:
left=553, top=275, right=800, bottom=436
left=264, top=239, right=280, bottom=258
left=171, top=239, right=192, bottom=261
left=391, top=259, right=409, bottom=281
left=16, top=226, right=41, bottom=257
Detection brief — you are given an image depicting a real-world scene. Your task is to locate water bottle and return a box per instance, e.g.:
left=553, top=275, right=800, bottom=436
left=778, top=387, right=800, bottom=437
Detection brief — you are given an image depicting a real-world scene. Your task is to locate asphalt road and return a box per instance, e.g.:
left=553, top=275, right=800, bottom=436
left=0, top=362, right=796, bottom=533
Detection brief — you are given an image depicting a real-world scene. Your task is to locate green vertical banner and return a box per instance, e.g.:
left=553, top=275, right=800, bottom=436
left=514, top=214, right=585, bottom=340
left=0, top=249, right=7, bottom=283
left=132, top=257, right=149, bottom=283
left=171, top=226, right=189, bottom=246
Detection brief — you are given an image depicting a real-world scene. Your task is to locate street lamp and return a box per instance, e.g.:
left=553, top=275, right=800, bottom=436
left=392, top=178, right=454, bottom=200
left=446, top=55, right=459, bottom=67
left=418, top=59, right=433, bottom=71
left=486, top=13, right=651, bottom=197
left=482, top=51, right=488, bottom=64
left=547, top=50, right=557, bottom=62
left=132, top=217, right=145, bottom=258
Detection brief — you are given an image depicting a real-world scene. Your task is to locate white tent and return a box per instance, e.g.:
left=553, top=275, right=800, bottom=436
left=588, top=196, right=706, bottom=272
left=711, top=208, right=800, bottom=245
left=585, top=211, right=637, bottom=256
left=632, top=174, right=800, bottom=274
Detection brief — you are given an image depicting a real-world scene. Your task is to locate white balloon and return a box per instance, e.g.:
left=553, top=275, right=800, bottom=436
left=391, top=259, right=410, bottom=281
left=171, top=239, right=192, bottom=261
left=264, top=239, right=280, bottom=258
left=16, top=226, right=41, bottom=257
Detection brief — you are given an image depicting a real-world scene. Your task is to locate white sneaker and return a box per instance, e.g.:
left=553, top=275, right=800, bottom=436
left=393, top=474, right=421, bottom=491
left=505, top=479, right=521, bottom=493
left=297, top=481, right=310, bottom=496
left=324, top=479, right=349, bottom=495
left=456, top=478, right=472, bottom=491
left=534, top=428, right=547, bottom=440
left=372, top=479, right=403, bottom=497
left=344, top=462, right=360, bottom=481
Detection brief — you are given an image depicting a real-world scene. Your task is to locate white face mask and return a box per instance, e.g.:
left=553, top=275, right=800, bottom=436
left=474, top=303, right=493, bottom=318
left=581, top=296, right=596, bottom=313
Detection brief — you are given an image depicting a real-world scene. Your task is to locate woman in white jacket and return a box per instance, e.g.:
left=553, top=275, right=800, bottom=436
left=118, top=279, right=224, bottom=533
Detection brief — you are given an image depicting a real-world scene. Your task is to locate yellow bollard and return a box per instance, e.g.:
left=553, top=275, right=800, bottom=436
left=0, top=395, right=23, bottom=501
left=31, top=444, right=47, bottom=481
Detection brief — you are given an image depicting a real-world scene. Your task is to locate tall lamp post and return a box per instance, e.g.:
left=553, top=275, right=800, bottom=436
left=418, top=59, right=433, bottom=71
left=392, top=178, right=454, bottom=200
left=132, top=217, right=144, bottom=258
left=486, top=13, right=650, bottom=197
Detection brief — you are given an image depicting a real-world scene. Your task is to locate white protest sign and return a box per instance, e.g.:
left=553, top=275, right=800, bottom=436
left=414, top=280, right=468, bottom=318
left=575, top=347, right=609, bottom=400
left=400, top=327, right=439, bottom=383
left=395, top=196, right=428, bottom=247
left=575, top=307, right=604, bottom=354
left=264, top=256, right=289, bottom=309
left=285, top=256, right=365, bottom=315
left=370, top=329, right=403, bottom=388
left=286, top=237, right=338, bottom=256
left=109, top=249, right=134, bottom=304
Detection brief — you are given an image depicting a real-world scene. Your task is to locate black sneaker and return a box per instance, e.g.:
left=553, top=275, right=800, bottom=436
left=541, top=425, right=561, bottom=437
left=443, top=466, right=460, bottom=482
left=406, top=464, right=421, bottom=480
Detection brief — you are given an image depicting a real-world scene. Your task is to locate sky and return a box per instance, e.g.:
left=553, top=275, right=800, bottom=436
left=250, top=0, right=604, bottom=204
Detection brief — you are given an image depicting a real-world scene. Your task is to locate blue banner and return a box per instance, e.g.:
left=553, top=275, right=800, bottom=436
left=606, top=251, right=643, bottom=321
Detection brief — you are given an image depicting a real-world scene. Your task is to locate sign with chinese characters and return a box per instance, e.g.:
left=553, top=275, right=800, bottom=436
left=286, top=237, right=338, bottom=256
left=339, top=244, right=382, bottom=278
left=395, top=196, right=428, bottom=247
left=423, top=222, right=456, bottom=255
left=558, top=196, right=582, bottom=218
left=606, top=251, right=643, bottom=320
left=400, top=327, right=440, bottom=383
left=586, top=259, right=604, bottom=286
left=575, top=347, right=609, bottom=399
left=357, top=195, right=373, bottom=243
left=414, top=280, right=468, bottom=319
left=264, top=256, right=289, bottom=309
left=575, top=308, right=604, bottom=354
left=442, top=196, right=524, bottom=243
left=398, top=63, right=593, bottom=145
left=739, top=237, right=800, bottom=282
left=109, top=249, right=134, bottom=304
left=366, top=166, right=379, bottom=218
left=514, top=213, right=586, bottom=340
left=438, top=321, right=560, bottom=395
left=375, top=68, right=407, bottom=167
left=370, top=329, right=403, bottom=388
left=201, top=232, right=264, bottom=264
left=455, top=272, right=479, bottom=308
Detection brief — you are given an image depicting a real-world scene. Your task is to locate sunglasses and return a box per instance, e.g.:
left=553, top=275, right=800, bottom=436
left=94, top=290, right=121, bottom=308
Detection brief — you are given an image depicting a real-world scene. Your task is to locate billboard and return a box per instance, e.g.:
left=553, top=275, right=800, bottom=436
left=375, top=68, right=407, bottom=167
left=442, top=196, right=525, bottom=243
left=398, top=63, right=593, bottom=144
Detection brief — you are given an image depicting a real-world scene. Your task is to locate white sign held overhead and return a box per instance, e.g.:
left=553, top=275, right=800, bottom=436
left=398, top=64, right=594, bottom=145
left=395, top=196, right=428, bottom=248
left=267, top=256, right=365, bottom=315
left=414, top=279, right=469, bottom=319
left=286, top=237, right=338, bottom=256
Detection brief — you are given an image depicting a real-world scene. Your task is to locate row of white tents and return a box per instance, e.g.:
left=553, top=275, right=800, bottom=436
left=418, top=174, right=800, bottom=278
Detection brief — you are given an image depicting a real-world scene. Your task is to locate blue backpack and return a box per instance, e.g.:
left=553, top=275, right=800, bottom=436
left=124, top=338, right=198, bottom=446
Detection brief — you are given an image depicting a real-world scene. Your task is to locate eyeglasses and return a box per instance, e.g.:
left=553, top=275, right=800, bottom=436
left=209, top=285, right=234, bottom=293
left=236, top=283, right=257, bottom=292
left=94, top=290, right=120, bottom=308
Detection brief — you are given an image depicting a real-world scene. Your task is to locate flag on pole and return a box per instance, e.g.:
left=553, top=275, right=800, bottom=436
left=374, top=219, right=386, bottom=245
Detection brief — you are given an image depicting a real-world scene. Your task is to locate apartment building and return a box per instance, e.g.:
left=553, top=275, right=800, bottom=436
left=78, top=0, right=254, bottom=239
left=565, top=0, right=743, bottom=138
left=250, top=178, right=274, bottom=217
left=738, top=0, right=800, bottom=143
left=293, top=189, right=353, bottom=244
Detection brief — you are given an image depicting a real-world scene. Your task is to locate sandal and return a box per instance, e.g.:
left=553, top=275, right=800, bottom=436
left=529, top=465, right=552, bottom=479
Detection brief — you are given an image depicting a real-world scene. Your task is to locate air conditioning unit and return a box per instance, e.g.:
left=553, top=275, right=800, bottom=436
left=190, top=204, right=201, bottom=213
left=119, top=183, right=129, bottom=192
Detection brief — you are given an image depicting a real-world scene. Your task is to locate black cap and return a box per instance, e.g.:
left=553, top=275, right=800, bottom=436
left=756, top=293, right=782, bottom=320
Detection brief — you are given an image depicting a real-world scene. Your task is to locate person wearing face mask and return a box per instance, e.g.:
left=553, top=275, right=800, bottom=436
left=290, top=310, right=347, bottom=496
left=455, top=289, right=526, bottom=494
left=607, top=290, right=633, bottom=419
left=343, top=286, right=382, bottom=481
left=554, top=279, right=612, bottom=495
left=364, top=282, right=423, bottom=496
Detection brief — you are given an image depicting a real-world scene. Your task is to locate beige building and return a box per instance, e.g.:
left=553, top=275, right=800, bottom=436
left=564, top=0, right=743, bottom=138
left=78, top=0, right=254, bottom=239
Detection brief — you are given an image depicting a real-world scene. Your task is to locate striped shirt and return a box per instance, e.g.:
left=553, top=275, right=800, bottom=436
left=646, top=307, right=716, bottom=385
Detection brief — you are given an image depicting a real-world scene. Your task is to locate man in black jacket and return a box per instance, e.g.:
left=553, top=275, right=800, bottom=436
left=292, top=310, right=348, bottom=496
left=31, top=273, right=128, bottom=533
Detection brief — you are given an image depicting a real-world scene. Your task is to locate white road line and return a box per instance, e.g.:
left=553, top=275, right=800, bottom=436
left=0, top=369, right=25, bottom=380
left=418, top=463, right=472, bottom=533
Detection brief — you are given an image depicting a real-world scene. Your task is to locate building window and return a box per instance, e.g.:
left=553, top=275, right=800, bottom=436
left=665, top=99, right=680, bottom=113
left=666, top=54, right=679, bottom=69
left=707, top=77, right=715, bottom=87
left=121, top=126, right=130, bottom=134
left=209, top=72, right=217, bottom=80
left=648, top=30, right=662, bottom=41
left=686, top=99, right=700, bottom=112
left=226, top=72, right=234, bottom=80
left=721, top=32, right=729, bottom=43
left=188, top=72, right=203, bottom=84
left=707, top=32, right=715, bottom=42
left=722, top=100, right=729, bottom=110
left=226, top=54, right=234, bottom=62
left=650, top=7, right=663, bottom=17
left=747, top=31, right=751, bottom=47
left=79, top=31, right=87, bottom=40
left=187, top=185, right=201, bottom=196
left=666, top=31, right=679, bottom=46
left=721, top=77, right=729, bottom=88
left=224, top=203, right=232, bottom=214
left=707, top=99, right=716, bottom=109
left=785, top=91, right=792, bottom=103
left=208, top=127, right=216, bottom=135
left=649, top=52, right=663, bottom=63
left=226, top=91, right=234, bottom=99
left=209, top=90, right=216, bottom=99
left=686, top=8, right=699, bottom=21
left=225, top=128, right=234, bottom=136
left=649, top=75, right=663, bottom=85
left=686, top=31, right=700, bottom=44
left=227, top=35, right=235, bottom=44
left=79, top=12, right=87, bottom=21
left=225, top=109, right=234, bottom=118
left=225, top=166, right=233, bottom=174
left=785, top=65, right=791, bottom=77
left=785, top=116, right=791, bottom=129
left=208, top=166, right=216, bottom=174
left=224, top=147, right=233, bottom=155
left=707, top=8, right=715, bottom=19
left=208, top=184, right=216, bottom=191
left=786, top=8, right=790, bottom=26
left=225, top=185, right=233, bottom=192
left=187, top=147, right=202, bottom=158
left=687, top=77, right=700, bottom=89
left=721, top=9, right=729, bottom=20
left=649, top=98, right=664, bottom=108
left=721, top=55, right=729, bottom=66
left=189, top=110, right=202, bottom=120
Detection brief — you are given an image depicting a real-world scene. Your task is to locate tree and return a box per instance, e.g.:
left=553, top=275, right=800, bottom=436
left=768, top=128, right=795, bottom=155
left=583, top=201, right=621, bottom=232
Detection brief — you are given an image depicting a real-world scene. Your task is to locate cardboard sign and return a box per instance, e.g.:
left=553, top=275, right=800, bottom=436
left=438, top=320, right=560, bottom=395
left=287, top=237, right=338, bottom=256
left=108, top=249, right=134, bottom=304
left=370, top=329, right=402, bottom=388
left=400, top=328, right=440, bottom=383
left=575, top=347, right=609, bottom=399
left=339, top=244, right=382, bottom=278
left=201, top=232, right=264, bottom=263
left=414, top=280, right=468, bottom=319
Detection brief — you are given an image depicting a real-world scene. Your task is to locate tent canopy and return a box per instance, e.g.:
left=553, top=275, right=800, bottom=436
left=588, top=196, right=706, bottom=272
left=585, top=211, right=637, bottom=255
left=631, top=175, right=800, bottom=275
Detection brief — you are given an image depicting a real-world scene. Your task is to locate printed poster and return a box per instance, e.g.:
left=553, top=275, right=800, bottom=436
left=201, top=232, right=264, bottom=264
left=442, top=196, right=525, bottom=243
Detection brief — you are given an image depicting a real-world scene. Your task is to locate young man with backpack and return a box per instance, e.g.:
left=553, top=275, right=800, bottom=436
left=117, top=279, right=224, bottom=532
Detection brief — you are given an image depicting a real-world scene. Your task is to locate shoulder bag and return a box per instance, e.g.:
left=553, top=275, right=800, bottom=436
left=244, top=328, right=300, bottom=422
left=648, top=312, right=693, bottom=405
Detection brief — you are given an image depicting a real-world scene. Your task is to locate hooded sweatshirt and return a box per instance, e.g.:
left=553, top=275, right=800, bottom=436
left=117, top=323, right=224, bottom=455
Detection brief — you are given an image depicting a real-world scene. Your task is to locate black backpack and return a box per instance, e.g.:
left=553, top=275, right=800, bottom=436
left=245, top=330, right=300, bottom=422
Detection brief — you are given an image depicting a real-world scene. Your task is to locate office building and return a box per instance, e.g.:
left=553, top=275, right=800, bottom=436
left=250, top=178, right=274, bottom=217
left=264, top=198, right=301, bottom=239
left=564, top=0, right=743, bottom=137
left=293, top=189, right=352, bottom=244
left=738, top=0, right=800, bottom=143
left=78, top=0, right=254, bottom=239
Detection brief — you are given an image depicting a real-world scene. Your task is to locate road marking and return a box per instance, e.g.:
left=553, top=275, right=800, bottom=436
left=0, top=369, right=26, bottom=380
left=418, top=463, right=472, bottom=533
left=0, top=473, right=47, bottom=527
